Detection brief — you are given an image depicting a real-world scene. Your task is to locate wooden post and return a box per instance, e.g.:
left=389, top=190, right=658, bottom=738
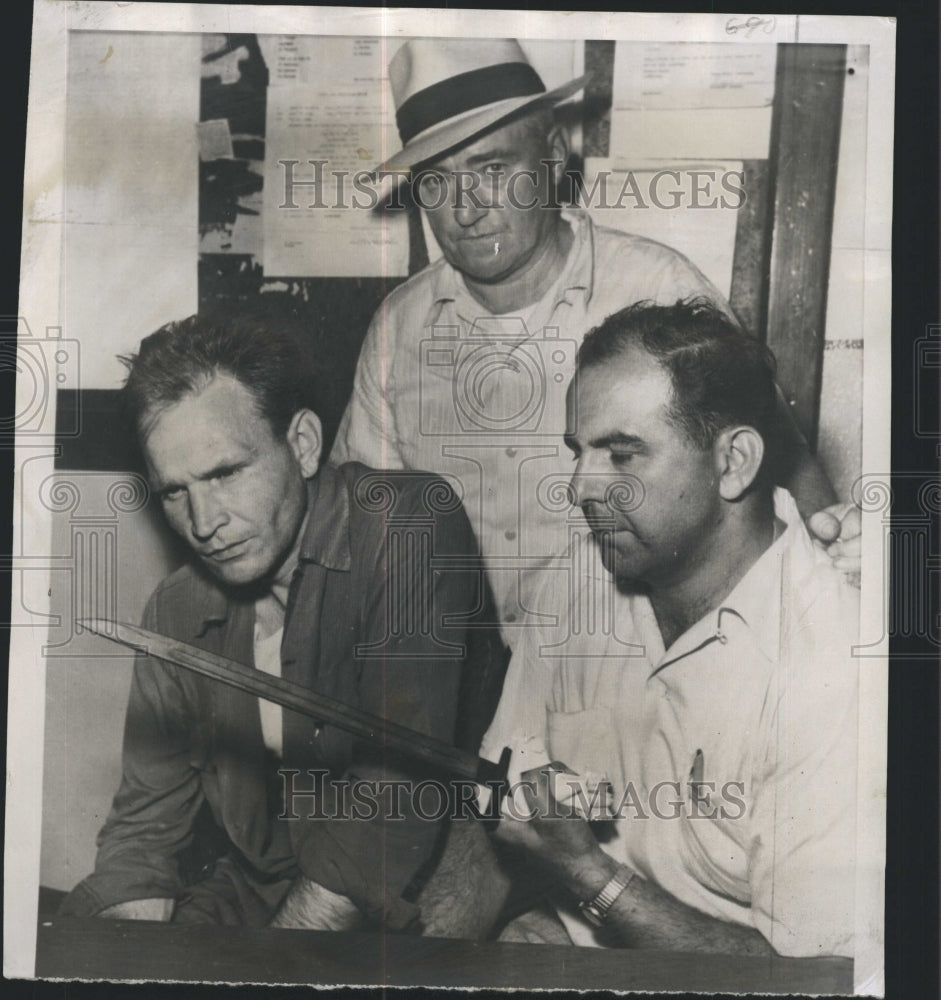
left=764, top=43, right=847, bottom=450
left=729, top=159, right=774, bottom=340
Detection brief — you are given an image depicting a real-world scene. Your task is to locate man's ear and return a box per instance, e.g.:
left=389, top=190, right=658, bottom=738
left=286, top=409, right=322, bottom=479
left=546, top=123, right=570, bottom=186
left=714, top=426, right=765, bottom=501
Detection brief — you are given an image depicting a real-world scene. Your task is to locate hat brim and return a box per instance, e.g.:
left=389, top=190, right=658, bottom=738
left=375, top=73, right=591, bottom=175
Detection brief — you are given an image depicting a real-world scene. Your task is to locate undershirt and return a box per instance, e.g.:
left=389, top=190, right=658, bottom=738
left=252, top=620, right=284, bottom=759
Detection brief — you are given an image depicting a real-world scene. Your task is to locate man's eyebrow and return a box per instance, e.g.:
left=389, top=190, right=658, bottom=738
left=150, top=476, right=178, bottom=496
left=464, top=148, right=520, bottom=167
left=592, top=432, right=646, bottom=450
left=152, top=459, right=249, bottom=495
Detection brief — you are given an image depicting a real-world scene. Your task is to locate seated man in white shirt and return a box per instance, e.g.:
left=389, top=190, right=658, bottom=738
left=422, top=297, right=859, bottom=957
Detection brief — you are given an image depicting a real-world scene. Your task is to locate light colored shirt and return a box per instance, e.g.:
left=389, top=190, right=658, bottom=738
left=252, top=618, right=284, bottom=758
left=481, top=488, right=860, bottom=958
left=330, top=209, right=727, bottom=639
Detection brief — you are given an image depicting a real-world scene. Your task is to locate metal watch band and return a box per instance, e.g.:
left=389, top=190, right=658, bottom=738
left=578, top=865, right=635, bottom=928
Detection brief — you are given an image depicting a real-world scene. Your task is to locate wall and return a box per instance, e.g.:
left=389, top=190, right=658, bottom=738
left=819, top=44, right=868, bottom=501
left=40, top=29, right=199, bottom=891
left=64, top=31, right=200, bottom=388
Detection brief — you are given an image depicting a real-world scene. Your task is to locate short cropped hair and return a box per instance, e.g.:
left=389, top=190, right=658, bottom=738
left=578, top=298, right=778, bottom=471
left=120, top=313, right=312, bottom=440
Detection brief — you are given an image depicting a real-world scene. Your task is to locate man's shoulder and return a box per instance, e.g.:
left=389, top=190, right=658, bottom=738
left=336, top=462, right=471, bottom=537
left=145, top=562, right=227, bottom=634
left=781, top=514, right=860, bottom=629
left=370, top=258, right=451, bottom=324
left=578, top=213, right=722, bottom=305
left=585, top=214, right=697, bottom=265
left=330, top=463, right=476, bottom=580
left=789, top=549, right=860, bottom=649
left=774, top=521, right=861, bottom=696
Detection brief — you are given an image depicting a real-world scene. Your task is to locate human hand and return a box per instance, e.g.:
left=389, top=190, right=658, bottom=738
left=500, top=761, right=613, bottom=823
left=494, top=763, right=613, bottom=889
left=807, top=502, right=861, bottom=586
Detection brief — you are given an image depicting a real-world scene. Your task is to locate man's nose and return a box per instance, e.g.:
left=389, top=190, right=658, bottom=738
left=569, top=457, right=605, bottom=509
left=453, top=185, right=489, bottom=228
left=188, top=485, right=227, bottom=541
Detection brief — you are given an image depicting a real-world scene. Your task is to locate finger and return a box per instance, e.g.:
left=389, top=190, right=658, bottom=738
left=555, top=774, right=614, bottom=820
left=838, top=504, right=862, bottom=541
left=831, top=557, right=862, bottom=572
left=828, top=536, right=861, bottom=560
left=807, top=510, right=841, bottom=544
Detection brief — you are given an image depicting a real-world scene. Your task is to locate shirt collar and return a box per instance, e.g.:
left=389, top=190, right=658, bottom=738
left=713, top=487, right=813, bottom=662
left=193, top=464, right=352, bottom=635
left=428, top=208, right=595, bottom=323
left=297, top=462, right=352, bottom=571
left=651, top=487, right=814, bottom=671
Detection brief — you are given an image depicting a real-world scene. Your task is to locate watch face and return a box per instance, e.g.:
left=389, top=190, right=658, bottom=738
left=578, top=901, right=604, bottom=928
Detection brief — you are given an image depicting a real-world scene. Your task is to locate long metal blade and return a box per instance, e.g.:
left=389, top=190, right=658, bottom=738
left=79, top=618, right=509, bottom=786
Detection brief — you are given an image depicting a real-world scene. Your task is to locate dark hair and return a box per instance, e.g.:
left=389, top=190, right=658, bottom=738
left=578, top=298, right=778, bottom=478
left=120, top=313, right=312, bottom=440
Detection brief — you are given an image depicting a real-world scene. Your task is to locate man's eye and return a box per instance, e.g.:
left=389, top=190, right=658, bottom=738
left=610, top=451, right=636, bottom=465
left=418, top=172, right=444, bottom=194
left=161, top=487, right=184, bottom=502
left=482, top=162, right=506, bottom=174
left=213, top=468, right=239, bottom=482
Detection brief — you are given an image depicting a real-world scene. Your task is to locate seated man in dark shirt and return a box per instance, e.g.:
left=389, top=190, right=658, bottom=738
left=61, top=314, right=501, bottom=930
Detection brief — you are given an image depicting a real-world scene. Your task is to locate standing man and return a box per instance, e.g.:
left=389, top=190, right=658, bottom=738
left=469, top=300, right=859, bottom=956
left=331, top=37, right=857, bottom=639
left=61, top=314, right=495, bottom=930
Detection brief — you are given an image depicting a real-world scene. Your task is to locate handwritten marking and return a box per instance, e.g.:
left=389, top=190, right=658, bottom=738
left=725, top=15, right=776, bottom=37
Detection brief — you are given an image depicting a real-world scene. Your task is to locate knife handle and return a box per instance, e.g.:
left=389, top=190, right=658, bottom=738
left=473, top=746, right=512, bottom=829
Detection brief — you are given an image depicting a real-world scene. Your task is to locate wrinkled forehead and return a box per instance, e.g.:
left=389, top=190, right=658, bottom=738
left=567, top=349, right=675, bottom=429
left=138, top=371, right=270, bottom=448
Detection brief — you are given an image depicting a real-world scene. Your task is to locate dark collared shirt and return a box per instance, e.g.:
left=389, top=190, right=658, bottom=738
left=62, top=462, right=499, bottom=929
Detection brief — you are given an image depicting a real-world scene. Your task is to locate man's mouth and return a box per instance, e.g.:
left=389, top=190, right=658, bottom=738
left=582, top=511, right=635, bottom=538
left=588, top=523, right=633, bottom=537
left=459, top=231, right=502, bottom=243
left=203, top=539, right=249, bottom=562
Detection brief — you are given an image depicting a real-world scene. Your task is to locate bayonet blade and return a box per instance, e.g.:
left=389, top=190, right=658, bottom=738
left=79, top=618, right=510, bottom=791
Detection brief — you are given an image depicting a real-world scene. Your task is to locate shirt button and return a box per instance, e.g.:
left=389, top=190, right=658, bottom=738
left=505, top=613, right=517, bottom=624
left=505, top=447, right=517, bottom=457
left=505, top=530, right=517, bottom=541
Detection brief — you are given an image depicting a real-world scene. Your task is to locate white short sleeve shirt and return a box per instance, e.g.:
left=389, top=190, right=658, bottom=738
left=481, top=488, right=860, bottom=958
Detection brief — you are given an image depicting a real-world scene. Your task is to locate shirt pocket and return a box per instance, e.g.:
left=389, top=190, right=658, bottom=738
left=547, top=707, right=622, bottom=786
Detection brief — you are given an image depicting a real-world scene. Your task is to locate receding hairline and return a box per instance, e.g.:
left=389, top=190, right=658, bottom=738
left=135, top=367, right=271, bottom=444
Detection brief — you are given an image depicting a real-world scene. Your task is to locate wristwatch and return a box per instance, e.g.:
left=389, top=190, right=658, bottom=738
left=578, top=864, right=635, bottom=928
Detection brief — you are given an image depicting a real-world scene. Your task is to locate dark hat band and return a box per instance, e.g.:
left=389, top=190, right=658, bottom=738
left=396, top=62, right=546, bottom=146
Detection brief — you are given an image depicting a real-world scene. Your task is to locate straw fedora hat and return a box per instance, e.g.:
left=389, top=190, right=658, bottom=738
left=378, top=37, right=590, bottom=174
